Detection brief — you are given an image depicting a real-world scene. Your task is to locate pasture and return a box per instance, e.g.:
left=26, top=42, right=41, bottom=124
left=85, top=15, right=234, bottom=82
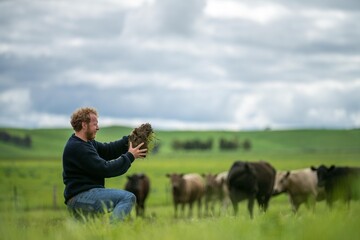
left=1, top=128, right=360, bottom=239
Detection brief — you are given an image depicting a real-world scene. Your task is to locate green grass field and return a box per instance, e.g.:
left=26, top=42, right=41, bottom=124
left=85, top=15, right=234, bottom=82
left=0, top=127, right=360, bottom=239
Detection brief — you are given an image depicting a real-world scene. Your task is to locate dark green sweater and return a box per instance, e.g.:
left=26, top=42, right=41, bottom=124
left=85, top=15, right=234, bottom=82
left=62, top=134, right=134, bottom=204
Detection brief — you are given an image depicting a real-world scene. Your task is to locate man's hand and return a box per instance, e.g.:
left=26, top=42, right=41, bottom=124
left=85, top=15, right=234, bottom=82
left=128, top=141, right=147, bottom=159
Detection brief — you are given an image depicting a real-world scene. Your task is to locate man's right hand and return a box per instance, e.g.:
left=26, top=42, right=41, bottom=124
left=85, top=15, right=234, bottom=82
left=128, top=141, right=147, bottom=159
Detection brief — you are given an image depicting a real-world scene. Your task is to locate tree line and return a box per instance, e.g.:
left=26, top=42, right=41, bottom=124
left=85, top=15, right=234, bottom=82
left=0, top=130, right=32, bottom=148
left=172, top=137, right=252, bottom=151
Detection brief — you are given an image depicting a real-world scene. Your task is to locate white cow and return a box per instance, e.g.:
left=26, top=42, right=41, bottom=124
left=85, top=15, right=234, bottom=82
left=273, top=168, right=325, bottom=212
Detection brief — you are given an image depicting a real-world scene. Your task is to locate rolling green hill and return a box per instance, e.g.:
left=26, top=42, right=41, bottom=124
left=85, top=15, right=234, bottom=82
left=0, top=127, right=359, bottom=161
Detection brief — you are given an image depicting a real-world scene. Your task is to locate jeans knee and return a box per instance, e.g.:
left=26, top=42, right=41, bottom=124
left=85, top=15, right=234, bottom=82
left=128, top=192, right=136, bottom=205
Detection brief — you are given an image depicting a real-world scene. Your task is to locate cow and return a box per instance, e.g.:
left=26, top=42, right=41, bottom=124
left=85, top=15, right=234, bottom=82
left=273, top=168, right=325, bottom=212
left=202, top=171, right=230, bottom=216
left=124, top=173, right=150, bottom=217
left=166, top=173, right=205, bottom=218
left=227, top=160, right=276, bottom=218
left=311, top=165, right=360, bottom=208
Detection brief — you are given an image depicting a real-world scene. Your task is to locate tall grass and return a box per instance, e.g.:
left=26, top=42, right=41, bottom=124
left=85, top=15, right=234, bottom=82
left=1, top=201, right=359, bottom=240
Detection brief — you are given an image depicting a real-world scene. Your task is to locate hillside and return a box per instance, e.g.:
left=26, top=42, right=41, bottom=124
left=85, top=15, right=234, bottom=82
left=0, top=127, right=359, bottom=161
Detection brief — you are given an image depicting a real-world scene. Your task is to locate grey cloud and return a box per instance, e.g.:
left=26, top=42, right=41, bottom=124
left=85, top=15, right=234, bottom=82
left=264, top=0, right=360, bottom=10
left=122, top=0, right=206, bottom=37
left=155, top=0, right=206, bottom=35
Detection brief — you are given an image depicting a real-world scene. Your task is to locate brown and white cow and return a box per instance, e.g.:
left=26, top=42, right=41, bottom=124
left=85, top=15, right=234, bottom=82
left=166, top=173, right=205, bottom=218
left=273, top=168, right=325, bottom=212
left=227, top=160, right=276, bottom=218
left=202, top=171, right=230, bottom=216
left=125, top=173, right=150, bottom=217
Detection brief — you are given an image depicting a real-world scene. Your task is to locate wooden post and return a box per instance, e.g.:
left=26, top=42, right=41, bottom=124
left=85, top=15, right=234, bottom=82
left=53, top=185, right=57, bottom=209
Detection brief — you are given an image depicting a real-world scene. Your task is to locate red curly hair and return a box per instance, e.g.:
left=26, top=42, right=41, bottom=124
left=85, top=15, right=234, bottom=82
left=70, top=107, right=98, bottom=132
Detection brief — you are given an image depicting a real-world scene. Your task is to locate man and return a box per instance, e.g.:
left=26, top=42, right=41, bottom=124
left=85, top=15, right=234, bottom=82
left=62, top=107, right=147, bottom=222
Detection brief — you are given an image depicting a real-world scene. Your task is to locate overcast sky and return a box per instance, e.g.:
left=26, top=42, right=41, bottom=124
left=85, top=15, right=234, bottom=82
left=0, top=0, right=359, bottom=130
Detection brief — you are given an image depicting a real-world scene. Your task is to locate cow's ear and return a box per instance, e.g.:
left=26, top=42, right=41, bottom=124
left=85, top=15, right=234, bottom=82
left=127, top=176, right=131, bottom=180
left=180, top=173, right=184, bottom=178
left=165, top=173, right=170, bottom=178
left=285, top=171, right=290, bottom=178
left=329, top=165, right=335, bottom=171
left=310, top=166, right=317, bottom=171
left=139, top=173, right=145, bottom=179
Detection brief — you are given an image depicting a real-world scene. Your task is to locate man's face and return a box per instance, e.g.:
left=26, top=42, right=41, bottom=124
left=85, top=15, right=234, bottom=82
left=85, top=113, right=99, bottom=141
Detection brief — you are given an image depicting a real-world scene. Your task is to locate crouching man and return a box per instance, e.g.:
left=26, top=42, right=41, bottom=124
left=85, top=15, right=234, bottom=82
left=62, top=107, right=147, bottom=222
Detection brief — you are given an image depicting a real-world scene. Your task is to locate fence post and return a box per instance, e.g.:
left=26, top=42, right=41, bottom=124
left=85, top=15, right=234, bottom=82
left=53, top=185, right=57, bottom=209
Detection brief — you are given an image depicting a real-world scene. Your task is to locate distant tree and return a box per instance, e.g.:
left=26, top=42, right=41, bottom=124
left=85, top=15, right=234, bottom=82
left=0, top=131, right=32, bottom=148
left=243, top=139, right=252, bottom=151
left=171, top=138, right=213, bottom=151
left=219, top=137, right=239, bottom=150
left=24, top=135, right=32, bottom=148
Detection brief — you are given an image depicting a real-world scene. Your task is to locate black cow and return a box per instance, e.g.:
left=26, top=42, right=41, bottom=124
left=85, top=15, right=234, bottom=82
left=125, top=173, right=150, bottom=217
left=311, top=165, right=360, bottom=208
left=227, top=160, right=276, bottom=218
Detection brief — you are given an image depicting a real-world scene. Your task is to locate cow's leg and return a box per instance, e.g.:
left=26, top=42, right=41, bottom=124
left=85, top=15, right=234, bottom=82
left=307, top=195, right=316, bottom=213
left=327, top=198, right=333, bottom=209
left=209, top=200, right=214, bottom=216
left=221, top=197, right=230, bottom=215
left=262, top=195, right=271, bottom=212
left=174, top=203, right=178, bottom=218
left=289, top=195, right=300, bottom=213
left=188, top=202, right=193, bottom=218
left=326, top=194, right=334, bottom=210
left=248, top=197, right=255, bottom=219
left=344, top=196, right=351, bottom=209
left=135, top=204, right=140, bottom=216
left=344, top=188, right=352, bottom=209
left=256, top=195, right=268, bottom=213
left=230, top=198, right=238, bottom=216
left=230, top=192, right=238, bottom=216
left=180, top=203, right=185, bottom=218
left=139, top=202, right=145, bottom=217
left=256, top=196, right=264, bottom=212
left=292, top=202, right=300, bottom=213
left=197, top=198, right=202, bottom=218
left=205, top=197, right=209, bottom=216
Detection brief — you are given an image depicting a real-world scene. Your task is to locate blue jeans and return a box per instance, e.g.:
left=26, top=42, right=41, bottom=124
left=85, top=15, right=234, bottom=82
left=66, top=188, right=136, bottom=222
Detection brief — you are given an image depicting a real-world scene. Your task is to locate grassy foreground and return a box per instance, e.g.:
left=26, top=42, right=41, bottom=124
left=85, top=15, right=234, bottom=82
left=1, top=204, right=360, bottom=240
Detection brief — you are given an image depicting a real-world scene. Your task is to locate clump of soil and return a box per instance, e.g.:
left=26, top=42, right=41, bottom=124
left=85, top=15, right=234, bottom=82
left=129, top=123, right=157, bottom=156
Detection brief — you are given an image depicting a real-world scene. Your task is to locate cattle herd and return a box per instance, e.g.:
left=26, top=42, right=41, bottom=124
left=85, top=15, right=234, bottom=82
left=124, top=161, right=360, bottom=219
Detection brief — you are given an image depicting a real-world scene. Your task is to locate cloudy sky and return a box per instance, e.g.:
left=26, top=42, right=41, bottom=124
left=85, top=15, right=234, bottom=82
left=1, top=0, right=359, bottom=130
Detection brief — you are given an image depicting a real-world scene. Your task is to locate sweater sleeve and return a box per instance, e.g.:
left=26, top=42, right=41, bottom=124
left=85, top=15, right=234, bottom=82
left=93, top=136, right=130, bottom=160
left=72, top=140, right=134, bottom=178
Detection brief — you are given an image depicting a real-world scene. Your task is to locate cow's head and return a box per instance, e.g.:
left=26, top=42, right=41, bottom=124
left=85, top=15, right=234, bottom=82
left=166, top=173, right=185, bottom=195
left=311, top=165, right=335, bottom=187
left=126, top=173, right=146, bottom=191
left=273, top=171, right=290, bottom=195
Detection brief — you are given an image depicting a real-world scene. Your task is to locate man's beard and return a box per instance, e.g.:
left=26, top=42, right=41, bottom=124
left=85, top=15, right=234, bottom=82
left=85, top=129, right=96, bottom=141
